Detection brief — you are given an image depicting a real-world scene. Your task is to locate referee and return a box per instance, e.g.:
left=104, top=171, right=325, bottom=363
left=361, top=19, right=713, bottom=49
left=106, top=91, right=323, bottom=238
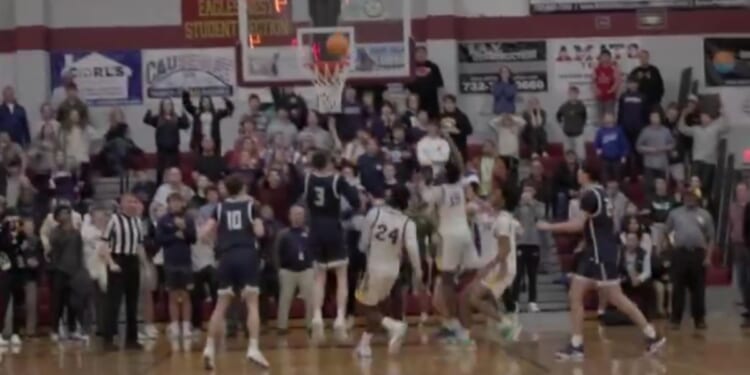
left=102, top=194, right=144, bottom=350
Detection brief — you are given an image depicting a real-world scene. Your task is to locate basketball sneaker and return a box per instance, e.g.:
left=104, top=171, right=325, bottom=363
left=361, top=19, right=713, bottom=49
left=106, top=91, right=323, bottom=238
left=202, top=345, right=215, bottom=371
left=246, top=346, right=270, bottom=368
left=333, top=317, right=349, bottom=342
left=355, top=343, right=373, bottom=358
left=646, top=336, right=666, bottom=355
left=9, top=334, right=21, bottom=346
left=182, top=322, right=192, bottom=338
left=555, top=343, right=584, bottom=361
left=0, top=336, right=7, bottom=347
left=311, top=318, right=326, bottom=343
left=386, top=321, right=408, bottom=354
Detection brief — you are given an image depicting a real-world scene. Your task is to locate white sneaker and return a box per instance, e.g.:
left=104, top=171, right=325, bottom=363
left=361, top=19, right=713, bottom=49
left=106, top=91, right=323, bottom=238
left=333, top=318, right=349, bottom=342
left=528, top=302, right=540, bottom=313
left=168, top=322, right=180, bottom=339
left=145, top=324, right=159, bottom=339
left=355, top=343, right=372, bottom=358
left=70, top=331, right=89, bottom=343
left=0, top=336, right=7, bottom=346
left=202, top=345, right=215, bottom=371
left=386, top=321, right=408, bottom=354
left=9, top=334, right=21, bottom=346
left=246, top=346, right=270, bottom=368
left=311, top=318, right=326, bottom=343
left=181, top=322, right=192, bottom=338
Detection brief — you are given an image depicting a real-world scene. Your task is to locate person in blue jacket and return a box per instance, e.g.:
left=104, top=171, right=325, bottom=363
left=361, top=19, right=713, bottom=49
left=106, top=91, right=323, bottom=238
left=492, top=66, right=518, bottom=115
left=594, top=112, right=630, bottom=182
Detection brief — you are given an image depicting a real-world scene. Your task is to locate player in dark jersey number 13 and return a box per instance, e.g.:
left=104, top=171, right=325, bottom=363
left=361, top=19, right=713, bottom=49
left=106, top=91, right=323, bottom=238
left=536, top=165, right=665, bottom=361
left=304, top=151, right=361, bottom=343
left=199, top=174, right=268, bottom=370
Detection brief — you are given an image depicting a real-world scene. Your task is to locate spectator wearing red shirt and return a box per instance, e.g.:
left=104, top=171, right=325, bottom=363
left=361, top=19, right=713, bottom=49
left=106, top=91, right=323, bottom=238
left=592, top=50, right=621, bottom=122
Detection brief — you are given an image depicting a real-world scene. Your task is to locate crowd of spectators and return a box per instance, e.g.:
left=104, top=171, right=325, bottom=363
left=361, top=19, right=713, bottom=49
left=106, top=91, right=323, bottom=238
left=0, top=44, right=743, bottom=348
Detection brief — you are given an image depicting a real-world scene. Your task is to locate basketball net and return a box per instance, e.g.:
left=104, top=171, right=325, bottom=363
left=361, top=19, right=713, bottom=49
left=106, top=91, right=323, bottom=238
left=305, top=59, right=350, bottom=114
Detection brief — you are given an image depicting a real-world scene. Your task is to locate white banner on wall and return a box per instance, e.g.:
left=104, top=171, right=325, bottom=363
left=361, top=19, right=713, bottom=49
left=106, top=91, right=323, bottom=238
left=550, top=38, right=642, bottom=120
left=142, top=48, right=236, bottom=99
left=720, top=87, right=750, bottom=127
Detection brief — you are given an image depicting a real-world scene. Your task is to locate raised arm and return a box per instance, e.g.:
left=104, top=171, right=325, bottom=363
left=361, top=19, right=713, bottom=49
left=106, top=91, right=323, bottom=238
left=182, top=90, right=197, bottom=116
left=216, top=97, right=235, bottom=119
left=143, top=109, right=158, bottom=127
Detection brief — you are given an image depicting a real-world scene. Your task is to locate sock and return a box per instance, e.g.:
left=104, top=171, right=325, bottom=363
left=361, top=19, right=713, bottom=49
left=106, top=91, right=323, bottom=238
left=249, top=338, right=259, bottom=350
left=643, top=325, right=656, bottom=339
left=360, top=332, right=373, bottom=346
left=570, top=335, right=583, bottom=347
left=381, top=317, right=398, bottom=331
left=205, top=337, right=215, bottom=352
left=336, top=307, right=346, bottom=322
left=313, top=309, right=323, bottom=322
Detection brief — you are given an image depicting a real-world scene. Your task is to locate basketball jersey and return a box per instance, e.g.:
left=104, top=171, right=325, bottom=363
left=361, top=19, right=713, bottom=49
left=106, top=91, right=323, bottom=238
left=430, top=183, right=470, bottom=234
left=304, top=173, right=344, bottom=219
left=580, top=185, right=618, bottom=263
left=363, top=206, right=415, bottom=275
left=214, top=198, right=257, bottom=255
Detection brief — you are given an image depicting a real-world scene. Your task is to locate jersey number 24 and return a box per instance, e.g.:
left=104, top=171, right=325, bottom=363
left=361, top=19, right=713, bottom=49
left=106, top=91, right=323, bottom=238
left=374, top=224, right=399, bottom=245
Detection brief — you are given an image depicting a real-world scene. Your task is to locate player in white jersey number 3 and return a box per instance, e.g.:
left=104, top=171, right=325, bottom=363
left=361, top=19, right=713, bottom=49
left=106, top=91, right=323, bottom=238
left=355, top=185, right=423, bottom=357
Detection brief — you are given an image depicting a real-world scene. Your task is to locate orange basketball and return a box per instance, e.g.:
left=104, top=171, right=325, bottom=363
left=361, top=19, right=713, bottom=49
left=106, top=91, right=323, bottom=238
left=326, top=33, right=350, bottom=57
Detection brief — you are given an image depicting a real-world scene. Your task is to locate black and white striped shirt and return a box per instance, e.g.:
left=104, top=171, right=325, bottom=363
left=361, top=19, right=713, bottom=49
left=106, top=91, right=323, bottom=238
left=106, top=213, right=144, bottom=256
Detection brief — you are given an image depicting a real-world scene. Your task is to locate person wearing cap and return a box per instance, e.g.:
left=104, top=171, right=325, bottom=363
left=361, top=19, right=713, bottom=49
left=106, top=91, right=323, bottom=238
left=664, top=186, right=714, bottom=330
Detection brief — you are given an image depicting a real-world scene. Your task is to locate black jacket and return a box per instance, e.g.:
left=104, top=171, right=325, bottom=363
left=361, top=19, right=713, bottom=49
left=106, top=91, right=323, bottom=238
left=182, top=91, right=234, bottom=152
left=143, top=111, right=190, bottom=153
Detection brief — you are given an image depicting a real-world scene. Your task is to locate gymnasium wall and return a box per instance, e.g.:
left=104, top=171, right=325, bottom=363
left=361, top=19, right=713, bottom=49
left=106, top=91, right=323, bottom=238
left=1, top=0, right=750, bottom=153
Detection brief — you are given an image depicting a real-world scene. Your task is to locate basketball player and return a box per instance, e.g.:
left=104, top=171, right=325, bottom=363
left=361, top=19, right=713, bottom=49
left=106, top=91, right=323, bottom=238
left=304, top=151, right=361, bottom=342
left=418, top=162, right=478, bottom=344
left=199, top=175, right=267, bottom=370
left=462, top=186, right=522, bottom=341
left=354, top=185, right=423, bottom=357
left=537, top=165, right=666, bottom=361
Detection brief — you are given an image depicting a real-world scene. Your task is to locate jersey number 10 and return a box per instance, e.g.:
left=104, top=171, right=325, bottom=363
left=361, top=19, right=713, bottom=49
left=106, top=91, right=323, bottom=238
left=226, top=210, right=243, bottom=230
left=374, top=224, right=399, bottom=245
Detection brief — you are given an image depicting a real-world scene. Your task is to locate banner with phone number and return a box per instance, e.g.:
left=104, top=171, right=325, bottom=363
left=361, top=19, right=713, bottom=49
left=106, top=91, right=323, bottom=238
left=457, top=40, right=548, bottom=94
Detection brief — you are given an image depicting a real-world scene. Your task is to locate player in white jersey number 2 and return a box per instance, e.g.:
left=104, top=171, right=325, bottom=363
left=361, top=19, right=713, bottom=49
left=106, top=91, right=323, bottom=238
left=463, top=187, right=522, bottom=341
left=355, top=185, right=423, bottom=358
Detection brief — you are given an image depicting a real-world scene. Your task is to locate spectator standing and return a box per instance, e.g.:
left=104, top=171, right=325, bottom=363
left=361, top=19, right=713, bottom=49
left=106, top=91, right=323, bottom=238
left=665, top=188, right=714, bottom=330
left=150, top=167, right=195, bottom=223
left=0, top=86, right=30, bottom=147
left=489, top=114, right=524, bottom=178
left=36, top=102, right=60, bottom=136
left=491, top=66, right=518, bottom=116
left=629, top=50, right=665, bottom=112
left=416, top=122, right=450, bottom=175
left=552, top=150, right=580, bottom=219
left=357, top=139, right=386, bottom=198
left=618, top=232, right=655, bottom=319
left=0, top=215, right=30, bottom=345
left=80, top=205, right=110, bottom=337
left=298, top=111, right=334, bottom=151
left=383, top=125, right=414, bottom=183
left=556, top=86, right=587, bottom=160
left=439, top=95, right=473, bottom=161
left=678, top=108, right=729, bottom=197
left=182, top=91, right=234, bottom=154
left=266, top=107, right=299, bottom=148
left=51, top=71, right=75, bottom=109
left=337, top=87, right=365, bottom=142
left=636, top=110, right=675, bottom=191
left=100, top=108, right=140, bottom=176
left=273, top=205, right=314, bottom=333
left=646, top=177, right=678, bottom=253
left=618, top=78, right=647, bottom=152
left=664, top=103, right=686, bottom=185
left=594, top=112, right=629, bottom=181
left=257, top=169, right=292, bottom=226
left=143, top=99, right=190, bottom=184
left=514, top=183, right=548, bottom=312
left=245, top=94, right=269, bottom=135
left=19, top=218, right=43, bottom=337
left=156, top=193, right=197, bottom=339
left=56, top=84, right=89, bottom=126
left=592, top=50, right=621, bottom=119
left=190, top=187, right=218, bottom=332
left=194, top=138, right=226, bottom=184
left=524, top=159, right=552, bottom=213
left=407, top=47, right=444, bottom=116
left=102, top=194, right=145, bottom=350
left=521, top=96, right=548, bottom=159
left=400, top=93, right=420, bottom=129
left=606, top=180, right=633, bottom=234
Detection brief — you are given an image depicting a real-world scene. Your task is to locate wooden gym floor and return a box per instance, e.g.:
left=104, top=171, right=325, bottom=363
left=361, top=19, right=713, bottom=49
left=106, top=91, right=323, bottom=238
left=3, top=309, right=750, bottom=375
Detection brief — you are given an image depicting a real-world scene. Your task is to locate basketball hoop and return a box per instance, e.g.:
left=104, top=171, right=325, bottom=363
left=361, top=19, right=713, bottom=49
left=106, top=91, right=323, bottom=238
left=305, top=59, right=350, bottom=114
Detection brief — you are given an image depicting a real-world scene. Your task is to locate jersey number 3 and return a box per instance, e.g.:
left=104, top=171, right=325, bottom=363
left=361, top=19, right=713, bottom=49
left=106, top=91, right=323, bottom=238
left=226, top=211, right=242, bottom=230
left=374, top=224, right=399, bottom=245
left=313, top=187, right=325, bottom=207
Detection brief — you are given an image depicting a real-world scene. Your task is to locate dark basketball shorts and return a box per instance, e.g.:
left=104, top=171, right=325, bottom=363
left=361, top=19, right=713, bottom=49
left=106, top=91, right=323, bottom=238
left=573, top=255, right=620, bottom=287
left=164, top=267, right=194, bottom=291
left=217, top=248, right=260, bottom=296
left=309, top=220, right=347, bottom=269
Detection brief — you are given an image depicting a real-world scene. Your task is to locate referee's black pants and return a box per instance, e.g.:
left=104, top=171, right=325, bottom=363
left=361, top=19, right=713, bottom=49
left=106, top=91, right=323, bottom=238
left=104, top=255, right=140, bottom=344
left=670, top=247, right=707, bottom=325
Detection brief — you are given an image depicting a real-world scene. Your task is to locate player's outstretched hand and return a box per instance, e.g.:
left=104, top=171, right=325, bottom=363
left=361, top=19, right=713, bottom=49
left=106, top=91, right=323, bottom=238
left=536, top=220, right=552, bottom=231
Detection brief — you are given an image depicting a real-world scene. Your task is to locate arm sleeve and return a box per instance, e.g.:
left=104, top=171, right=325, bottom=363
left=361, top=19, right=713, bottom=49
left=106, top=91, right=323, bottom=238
left=404, top=220, right=422, bottom=279
left=579, top=190, right=599, bottom=216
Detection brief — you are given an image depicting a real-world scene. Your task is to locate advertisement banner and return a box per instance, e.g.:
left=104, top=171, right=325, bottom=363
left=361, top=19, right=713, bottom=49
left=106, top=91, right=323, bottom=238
left=704, top=37, right=750, bottom=87
left=143, top=48, right=236, bottom=99
left=549, top=38, right=641, bottom=116
left=49, top=50, right=142, bottom=106
left=242, top=42, right=407, bottom=83
left=457, top=40, right=548, bottom=94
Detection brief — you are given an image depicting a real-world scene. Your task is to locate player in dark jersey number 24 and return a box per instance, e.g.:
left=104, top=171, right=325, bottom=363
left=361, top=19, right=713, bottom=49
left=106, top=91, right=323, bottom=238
left=199, top=174, right=268, bottom=370
left=304, top=151, right=361, bottom=343
left=536, top=165, right=665, bottom=361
